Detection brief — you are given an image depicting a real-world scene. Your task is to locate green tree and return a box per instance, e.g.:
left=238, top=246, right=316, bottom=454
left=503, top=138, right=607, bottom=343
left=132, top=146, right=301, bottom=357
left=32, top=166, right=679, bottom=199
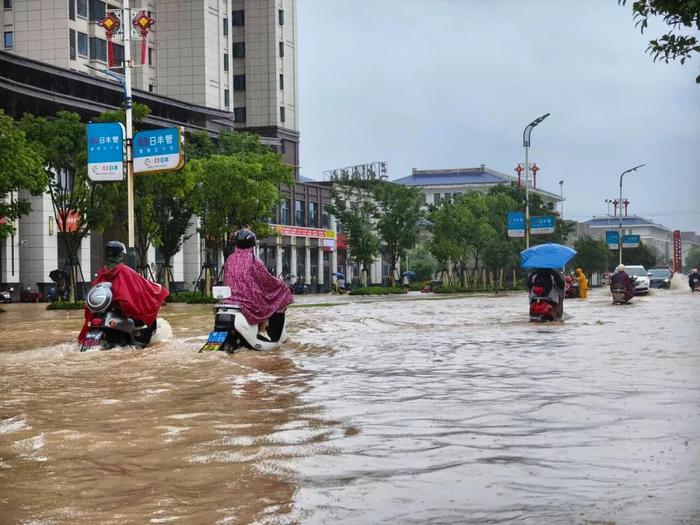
left=619, top=0, right=700, bottom=83
left=326, top=179, right=381, bottom=286
left=572, top=235, right=611, bottom=278
left=0, top=110, right=47, bottom=240
left=20, top=111, right=121, bottom=302
left=372, top=182, right=423, bottom=286
left=616, top=242, right=659, bottom=269
left=193, top=153, right=292, bottom=259
left=405, top=242, right=438, bottom=281
left=685, top=244, right=700, bottom=270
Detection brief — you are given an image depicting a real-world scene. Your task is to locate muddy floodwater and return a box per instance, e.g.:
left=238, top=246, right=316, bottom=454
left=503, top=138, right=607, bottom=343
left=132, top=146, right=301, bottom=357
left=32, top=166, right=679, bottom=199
left=1, top=284, right=699, bottom=524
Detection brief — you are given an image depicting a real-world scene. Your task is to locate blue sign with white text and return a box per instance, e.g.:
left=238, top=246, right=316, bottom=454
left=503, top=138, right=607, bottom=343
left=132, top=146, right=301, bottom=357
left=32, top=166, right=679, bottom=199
left=622, top=234, right=640, bottom=248
left=133, top=127, right=184, bottom=174
left=86, top=122, right=125, bottom=182
left=530, top=216, right=556, bottom=235
left=606, top=230, right=619, bottom=249
left=507, top=211, right=525, bottom=238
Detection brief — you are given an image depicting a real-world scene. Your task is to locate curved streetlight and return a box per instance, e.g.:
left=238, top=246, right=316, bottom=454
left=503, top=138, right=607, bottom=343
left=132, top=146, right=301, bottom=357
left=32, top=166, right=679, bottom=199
left=618, top=164, right=645, bottom=265
left=523, top=113, right=550, bottom=248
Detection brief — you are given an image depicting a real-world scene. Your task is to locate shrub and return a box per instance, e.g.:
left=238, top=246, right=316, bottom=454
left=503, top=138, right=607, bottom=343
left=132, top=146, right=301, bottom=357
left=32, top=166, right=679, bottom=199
left=46, top=301, right=85, bottom=310
left=167, top=291, right=219, bottom=304
left=349, top=286, right=408, bottom=296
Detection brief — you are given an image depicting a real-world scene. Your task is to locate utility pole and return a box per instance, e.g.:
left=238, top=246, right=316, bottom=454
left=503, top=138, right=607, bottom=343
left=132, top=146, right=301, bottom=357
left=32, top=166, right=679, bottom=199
left=618, top=164, right=644, bottom=265
left=522, top=113, right=550, bottom=248
left=122, top=0, right=135, bottom=252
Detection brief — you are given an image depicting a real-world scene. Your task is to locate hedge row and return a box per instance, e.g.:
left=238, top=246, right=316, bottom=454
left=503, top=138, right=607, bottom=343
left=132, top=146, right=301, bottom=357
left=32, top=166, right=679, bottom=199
left=46, top=301, right=85, bottom=310
left=349, top=286, right=408, bottom=296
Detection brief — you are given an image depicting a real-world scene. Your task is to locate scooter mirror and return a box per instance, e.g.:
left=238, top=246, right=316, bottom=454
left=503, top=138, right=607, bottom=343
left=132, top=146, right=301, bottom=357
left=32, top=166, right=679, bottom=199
left=212, top=286, right=232, bottom=299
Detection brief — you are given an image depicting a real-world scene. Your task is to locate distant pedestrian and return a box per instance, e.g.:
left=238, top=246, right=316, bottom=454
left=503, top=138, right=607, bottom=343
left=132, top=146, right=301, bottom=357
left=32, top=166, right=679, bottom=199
left=575, top=268, right=588, bottom=298
left=402, top=274, right=410, bottom=291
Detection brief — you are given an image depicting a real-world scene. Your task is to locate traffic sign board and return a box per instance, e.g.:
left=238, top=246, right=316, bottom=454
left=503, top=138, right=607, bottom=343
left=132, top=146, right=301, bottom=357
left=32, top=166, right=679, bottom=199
left=606, top=230, right=619, bottom=250
left=507, top=211, right=525, bottom=238
left=86, top=122, right=125, bottom=182
left=133, top=127, right=184, bottom=174
left=530, top=216, right=555, bottom=235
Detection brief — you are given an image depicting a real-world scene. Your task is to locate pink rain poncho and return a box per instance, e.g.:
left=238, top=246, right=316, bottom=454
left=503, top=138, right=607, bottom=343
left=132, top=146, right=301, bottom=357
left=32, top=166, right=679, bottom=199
left=222, top=247, right=293, bottom=325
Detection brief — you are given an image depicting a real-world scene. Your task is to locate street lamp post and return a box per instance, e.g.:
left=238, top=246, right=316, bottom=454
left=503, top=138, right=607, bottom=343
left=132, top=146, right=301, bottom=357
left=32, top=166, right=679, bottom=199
left=558, top=180, right=564, bottom=219
left=523, top=113, right=550, bottom=248
left=618, top=164, right=645, bottom=265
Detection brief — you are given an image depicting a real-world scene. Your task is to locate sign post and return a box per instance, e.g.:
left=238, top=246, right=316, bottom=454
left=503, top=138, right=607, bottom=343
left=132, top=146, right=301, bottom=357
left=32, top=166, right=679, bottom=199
left=622, top=235, right=640, bottom=249
left=133, top=128, right=184, bottom=173
left=606, top=230, right=619, bottom=250
left=530, top=216, right=556, bottom=235
left=507, top=211, right=525, bottom=238
left=86, top=122, right=125, bottom=182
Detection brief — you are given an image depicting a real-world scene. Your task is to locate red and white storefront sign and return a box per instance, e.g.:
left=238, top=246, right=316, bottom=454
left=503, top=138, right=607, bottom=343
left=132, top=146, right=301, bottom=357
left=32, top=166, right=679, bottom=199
left=272, top=225, right=335, bottom=239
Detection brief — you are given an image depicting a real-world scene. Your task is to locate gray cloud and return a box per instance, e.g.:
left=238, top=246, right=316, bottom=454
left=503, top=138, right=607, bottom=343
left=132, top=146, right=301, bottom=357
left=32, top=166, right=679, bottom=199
left=298, top=0, right=700, bottom=231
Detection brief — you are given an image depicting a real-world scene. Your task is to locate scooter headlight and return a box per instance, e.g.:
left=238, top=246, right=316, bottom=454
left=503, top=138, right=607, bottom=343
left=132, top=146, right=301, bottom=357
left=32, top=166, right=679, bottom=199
left=86, top=282, right=113, bottom=313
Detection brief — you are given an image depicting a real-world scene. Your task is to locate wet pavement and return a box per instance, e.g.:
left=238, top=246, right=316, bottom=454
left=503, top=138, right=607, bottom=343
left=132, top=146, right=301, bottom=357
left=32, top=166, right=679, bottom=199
left=0, top=283, right=699, bottom=524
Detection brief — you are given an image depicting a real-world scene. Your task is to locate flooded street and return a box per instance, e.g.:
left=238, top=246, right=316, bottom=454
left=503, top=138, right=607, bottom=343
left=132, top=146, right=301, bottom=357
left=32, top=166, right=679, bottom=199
left=1, top=286, right=699, bottom=524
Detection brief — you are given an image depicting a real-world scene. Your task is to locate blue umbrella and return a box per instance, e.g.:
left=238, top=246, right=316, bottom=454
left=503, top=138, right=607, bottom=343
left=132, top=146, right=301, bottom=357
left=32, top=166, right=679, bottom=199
left=520, top=243, right=577, bottom=269
left=333, top=272, right=345, bottom=279
left=402, top=271, right=417, bottom=278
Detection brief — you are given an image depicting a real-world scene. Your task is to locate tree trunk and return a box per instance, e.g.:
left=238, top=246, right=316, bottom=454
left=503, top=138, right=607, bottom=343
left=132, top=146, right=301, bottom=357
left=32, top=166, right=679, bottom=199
left=499, top=269, right=504, bottom=290
left=163, top=255, right=171, bottom=292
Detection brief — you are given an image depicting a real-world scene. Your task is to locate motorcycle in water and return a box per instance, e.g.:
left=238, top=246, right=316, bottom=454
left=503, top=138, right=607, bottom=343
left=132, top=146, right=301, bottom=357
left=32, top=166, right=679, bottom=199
left=200, top=286, right=288, bottom=354
left=611, top=287, right=632, bottom=304
left=529, top=285, right=563, bottom=322
left=80, top=282, right=158, bottom=351
left=564, top=275, right=579, bottom=299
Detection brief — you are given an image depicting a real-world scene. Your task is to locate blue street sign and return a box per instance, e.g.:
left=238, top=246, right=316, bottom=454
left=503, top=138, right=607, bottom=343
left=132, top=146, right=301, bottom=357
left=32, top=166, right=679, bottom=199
left=507, top=211, right=525, bottom=238
left=606, top=230, right=619, bottom=249
left=86, top=122, right=125, bottom=182
left=622, top=234, right=641, bottom=248
left=133, top=127, right=184, bottom=174
left=530, top=216, right=556, bottom=235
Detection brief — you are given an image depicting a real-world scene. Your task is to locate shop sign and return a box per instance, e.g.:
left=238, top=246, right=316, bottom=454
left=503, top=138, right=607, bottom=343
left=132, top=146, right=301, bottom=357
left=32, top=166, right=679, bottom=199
left=336, top=233, right=347, bottom=250
left=133, top=127, right=184, bottom=174
left=507, top=211, right=525, bottom=238
left=86, top=122, right=125, bottom=182
left=606, top=230, right=619, bottom=250
left=57, top=210, right=81, bottom=232
left=530, top=216, right=556, bottom=235
left=273, top=225, right=335, bottom=239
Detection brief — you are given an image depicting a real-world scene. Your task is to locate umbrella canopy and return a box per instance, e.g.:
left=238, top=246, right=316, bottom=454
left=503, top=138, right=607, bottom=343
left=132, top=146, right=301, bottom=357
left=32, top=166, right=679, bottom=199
left=333, top=272, right=345, bottom=279
left=520, top=243, right=577, bottom=270
left=49, top=269, right=69, bottom=283
left=402, top=271, right=417, bottom=278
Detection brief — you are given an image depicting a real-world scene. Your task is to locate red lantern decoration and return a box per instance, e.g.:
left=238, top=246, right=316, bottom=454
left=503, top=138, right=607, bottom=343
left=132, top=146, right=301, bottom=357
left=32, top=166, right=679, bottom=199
left=98, top=13, right=121, bottom=67
left=133, top=11, right=155, bottom=65
left=514, top=164, right=524, bottom=187
left=530, top=163, right=539, bottom=188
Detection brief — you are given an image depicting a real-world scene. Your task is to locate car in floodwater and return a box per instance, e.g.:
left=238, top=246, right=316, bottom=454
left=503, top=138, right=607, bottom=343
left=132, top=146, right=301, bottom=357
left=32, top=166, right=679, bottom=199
left=648, top=268, right=672, bottom=289
left=626, top=265, right=650, bottom=295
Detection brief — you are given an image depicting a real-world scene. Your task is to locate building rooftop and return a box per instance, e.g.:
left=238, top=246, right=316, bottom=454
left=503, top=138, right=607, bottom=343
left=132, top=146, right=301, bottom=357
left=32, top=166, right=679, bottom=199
left=585, top=215, right=672, bottom=231
left=392, top=165, right=561, bottom=201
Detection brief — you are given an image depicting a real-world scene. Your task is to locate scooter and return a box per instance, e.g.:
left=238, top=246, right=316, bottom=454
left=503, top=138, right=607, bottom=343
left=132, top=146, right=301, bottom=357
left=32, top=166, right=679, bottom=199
left=200, top=286, right=288, bottom=354
left=564, top=276, right=579, bottom=299
left=80, top=282, right=157, bottom=351
left=611, top=287, right=632, bottom=304
left=528, top=285, right=562, bottom=322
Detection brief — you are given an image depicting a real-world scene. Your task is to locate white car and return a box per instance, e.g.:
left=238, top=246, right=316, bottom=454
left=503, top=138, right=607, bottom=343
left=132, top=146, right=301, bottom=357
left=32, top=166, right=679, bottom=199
left=626, top=265, right=649, bottom=295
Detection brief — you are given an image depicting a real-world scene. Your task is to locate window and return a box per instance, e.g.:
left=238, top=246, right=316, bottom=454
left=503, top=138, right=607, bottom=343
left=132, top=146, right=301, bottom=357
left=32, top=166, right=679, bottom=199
left=278, top=9, right=284, bottom=25
left=280, top=106, right=286, bottom=123
left=148, top=84, right=154, bottom=92
left=294, top=200, right=304, bottom=226
left=296, top=247, right=305, bottom=282
left=278, top=41, right=284, bottom=57
left=443, top=192, right=451, bottom=201
left=322, top=208, right=331, bottom=229
left=69, top=0, right=75, bottom=20
left=223, top=53, right=229, bottom=71
left=279, top=199, right=290, bottom=225
left=88, top=0, right=105, bottom=22
left=69, top=29, right=76, bottom=59
left=113, top=42, right=124, bottom=67
left=4, top=0, right=13, bottom=8
left=233, top=74, right=245, bottom=91
left=233, top=107, right=246, bottom=123
left=232, top=10, right=244, bottom=26
left=420, top=193, right=427, bottom=205
left=224, top=89, right=230, bottom=107
left=89, top=37, right=106, bottom=61
left=232, top=42, right=245, bottom=58
left=3, top=31, right=12, bottom=49
left=77, top=0, right=87, bottom=18
left=77, top=32, right=88, bottom=56
left=279, top=73, right=284, bottom=90
left=146, top=47, right=153, bottom=66
left=433, top=193, right=441, bottom=205
left=308, top=202, right=318, bottom=228
left=223, top=18, right=228, bottom=36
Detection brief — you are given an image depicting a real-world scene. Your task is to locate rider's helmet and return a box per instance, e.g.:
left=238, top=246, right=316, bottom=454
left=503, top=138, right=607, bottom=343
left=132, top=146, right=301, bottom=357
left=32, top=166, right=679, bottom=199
left=105, top=241, right=127, bottom=266
left=235, top=228, right=257, bottom=249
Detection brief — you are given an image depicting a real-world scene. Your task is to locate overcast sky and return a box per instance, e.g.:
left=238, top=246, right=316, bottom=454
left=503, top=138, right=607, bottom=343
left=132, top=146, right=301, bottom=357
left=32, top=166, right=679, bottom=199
left=297, top=0, right=700, bottom=232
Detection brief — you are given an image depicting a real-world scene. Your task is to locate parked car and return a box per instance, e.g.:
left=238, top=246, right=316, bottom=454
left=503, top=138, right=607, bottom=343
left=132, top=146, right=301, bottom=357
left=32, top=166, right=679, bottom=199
left=0, top=288, right=13, bottom=303
left=625, top=265, right=649, bottom=295
left=648, top=268, right=672, bottom=289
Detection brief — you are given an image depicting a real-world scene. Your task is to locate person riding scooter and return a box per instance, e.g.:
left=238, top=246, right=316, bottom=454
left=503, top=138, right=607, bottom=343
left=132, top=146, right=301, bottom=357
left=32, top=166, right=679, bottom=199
left=78, top=241, right=169, bottom=345
left=689, top=269, right=700, bottom=292
left=610, top=264, right=635, bottom=304
left=526, top=268, right=565, bottom=320
left=222, top=228, right=293, bottom=339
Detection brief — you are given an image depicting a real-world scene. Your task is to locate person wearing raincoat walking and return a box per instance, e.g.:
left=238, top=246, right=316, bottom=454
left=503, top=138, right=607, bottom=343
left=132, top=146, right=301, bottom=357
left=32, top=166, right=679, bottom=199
left=575, top=268, right=588, bottom=298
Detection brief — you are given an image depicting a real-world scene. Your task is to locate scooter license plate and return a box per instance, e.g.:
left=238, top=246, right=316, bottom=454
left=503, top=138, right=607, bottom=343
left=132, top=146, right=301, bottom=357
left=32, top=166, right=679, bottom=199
left=82, top=330, right=103, bottom=349
left=200, top=331, right=229, bottom=352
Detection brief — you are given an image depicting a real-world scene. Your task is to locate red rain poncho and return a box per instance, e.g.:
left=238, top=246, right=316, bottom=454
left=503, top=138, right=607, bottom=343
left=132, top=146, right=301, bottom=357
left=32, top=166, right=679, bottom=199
left=222, top=247, right=293, bottom=325
left=78, top=263, right=169, bottom=343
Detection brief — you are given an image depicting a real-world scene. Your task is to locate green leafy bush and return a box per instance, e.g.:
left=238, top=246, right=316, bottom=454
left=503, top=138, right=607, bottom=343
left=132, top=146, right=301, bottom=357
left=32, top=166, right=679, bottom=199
left=349, top=286, right=408, bottom=296
left=167, top=291, right=219, bottom=304
left=46, top=301, right=85, bottom=310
